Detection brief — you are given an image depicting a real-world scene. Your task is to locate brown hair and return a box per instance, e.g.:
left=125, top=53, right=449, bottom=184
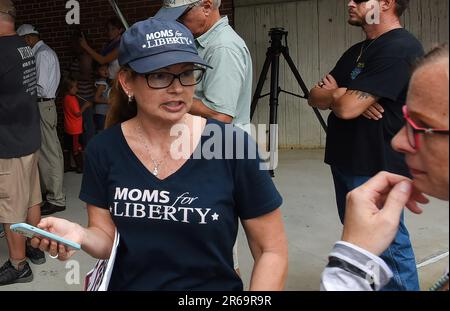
left=105, top=67, right=137, bottom=129
left=106, top=17, right=125, bottom=33
left=395, top=0, right=409, bottom=17
left=60, top=75, right=77, bottom=96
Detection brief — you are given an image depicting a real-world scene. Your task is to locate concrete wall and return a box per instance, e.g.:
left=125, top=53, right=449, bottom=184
left=235, top=0, right=449, bottom=148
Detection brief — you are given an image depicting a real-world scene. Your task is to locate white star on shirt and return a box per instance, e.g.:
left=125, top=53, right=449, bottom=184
left=212, top=213, right=219, bottom=221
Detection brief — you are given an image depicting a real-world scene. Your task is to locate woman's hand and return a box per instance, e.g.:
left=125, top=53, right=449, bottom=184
left=30, top=217, right=86, bottom=261
left=342, top=172, right=428, bottom=256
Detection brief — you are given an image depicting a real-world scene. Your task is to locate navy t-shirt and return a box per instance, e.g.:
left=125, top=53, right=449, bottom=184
left=0, top=35, right=40, bottom=158
left=80, top=119, right=282, bottom=291
left=325, top=28, right=424, bottom=176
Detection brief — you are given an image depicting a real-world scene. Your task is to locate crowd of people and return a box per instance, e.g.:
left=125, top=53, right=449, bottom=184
left=0, top=0, right=448, bottom=291
left=0, top=0, right=128, bottom=284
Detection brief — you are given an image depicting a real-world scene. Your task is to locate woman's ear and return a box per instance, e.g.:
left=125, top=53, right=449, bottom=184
left=118, top=70, right=133, bottom=96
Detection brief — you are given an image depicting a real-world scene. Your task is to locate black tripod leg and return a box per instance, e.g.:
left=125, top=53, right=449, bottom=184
left=269, top=53, right=280, bottom=133
left=268, top=52, right=281, bottom=177
left=251, top=52, right=272, bottom=119
left=281, top=49, right=328, bottom=133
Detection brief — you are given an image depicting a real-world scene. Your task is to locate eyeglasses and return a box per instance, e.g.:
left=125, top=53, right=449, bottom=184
left=402, top=105, right=449, bottom=149
left=144, top=68, right=205, bottom=89
left=353, top=0, right=370, bottom=4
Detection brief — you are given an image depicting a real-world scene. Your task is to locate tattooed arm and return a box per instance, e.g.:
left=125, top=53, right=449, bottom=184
left=331, top=89, right=381, bottom=120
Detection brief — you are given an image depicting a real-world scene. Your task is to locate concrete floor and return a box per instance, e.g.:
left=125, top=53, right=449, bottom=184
left=0, top=149, right=448, bottom=291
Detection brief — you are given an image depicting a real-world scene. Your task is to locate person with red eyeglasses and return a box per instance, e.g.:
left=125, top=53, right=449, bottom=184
left=321, top=44, right=449, bottom=291
left=309, top=0, right=424, bottom=291
left=400, top=105, right=449, bottom=151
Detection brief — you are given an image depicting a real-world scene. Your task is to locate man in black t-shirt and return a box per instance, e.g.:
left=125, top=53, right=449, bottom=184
left=0, top=0, right=45, bottom=286
left=309, top=0, right=423, bottom=291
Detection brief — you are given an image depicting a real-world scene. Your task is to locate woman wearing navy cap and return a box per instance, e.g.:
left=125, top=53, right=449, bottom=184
left=31, top=18, right=288, bottom=291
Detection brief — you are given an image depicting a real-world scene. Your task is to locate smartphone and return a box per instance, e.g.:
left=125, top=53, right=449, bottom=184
left=10, top=223, right=81, bottom=251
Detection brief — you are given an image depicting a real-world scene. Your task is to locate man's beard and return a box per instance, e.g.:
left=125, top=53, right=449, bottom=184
left=348, top=18, right=364, bottom=27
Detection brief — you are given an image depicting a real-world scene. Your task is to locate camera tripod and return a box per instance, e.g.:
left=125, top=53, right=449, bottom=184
left=251, top=28, right=328, bottom=176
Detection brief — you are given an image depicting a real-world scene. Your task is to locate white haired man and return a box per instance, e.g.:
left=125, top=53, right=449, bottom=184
left=17, top=24, right=66, bottom=216
left=155, top=0, right=253, bottom=132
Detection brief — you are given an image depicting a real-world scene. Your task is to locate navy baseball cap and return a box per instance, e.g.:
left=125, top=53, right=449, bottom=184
left=118, top=17, right=211, bottom=74
left=155, top=0, right=200, bottom=21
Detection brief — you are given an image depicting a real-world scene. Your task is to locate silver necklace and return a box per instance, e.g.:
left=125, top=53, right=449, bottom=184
left=136, top=121, right=165, bottom=177
left=356, top=37, right=379, bottom=63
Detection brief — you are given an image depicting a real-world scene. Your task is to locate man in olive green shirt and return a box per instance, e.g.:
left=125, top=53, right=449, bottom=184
left=156, top=0, right=253, bottom=132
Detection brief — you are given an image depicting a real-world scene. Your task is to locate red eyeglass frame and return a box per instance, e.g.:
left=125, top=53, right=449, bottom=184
left=402, top=105, right=449, bottom=149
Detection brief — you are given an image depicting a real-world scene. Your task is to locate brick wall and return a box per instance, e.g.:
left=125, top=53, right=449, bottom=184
left=14, top=0, right=234, bottom=74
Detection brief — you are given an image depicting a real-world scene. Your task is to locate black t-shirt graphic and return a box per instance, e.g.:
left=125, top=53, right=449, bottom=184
left=80, top=120, right=283, bottom=290
left=325, top=28, right=424, bottom=176
left=0, top=35, right=40, bottom=158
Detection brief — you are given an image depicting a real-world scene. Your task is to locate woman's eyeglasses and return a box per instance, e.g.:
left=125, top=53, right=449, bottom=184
left=402, top=105, right=449, bottom=149
left=144, top=68, right=205, bottom=89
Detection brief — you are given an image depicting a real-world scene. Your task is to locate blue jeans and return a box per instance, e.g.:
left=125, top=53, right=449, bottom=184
left=331, top=166, right=420, bottom=291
